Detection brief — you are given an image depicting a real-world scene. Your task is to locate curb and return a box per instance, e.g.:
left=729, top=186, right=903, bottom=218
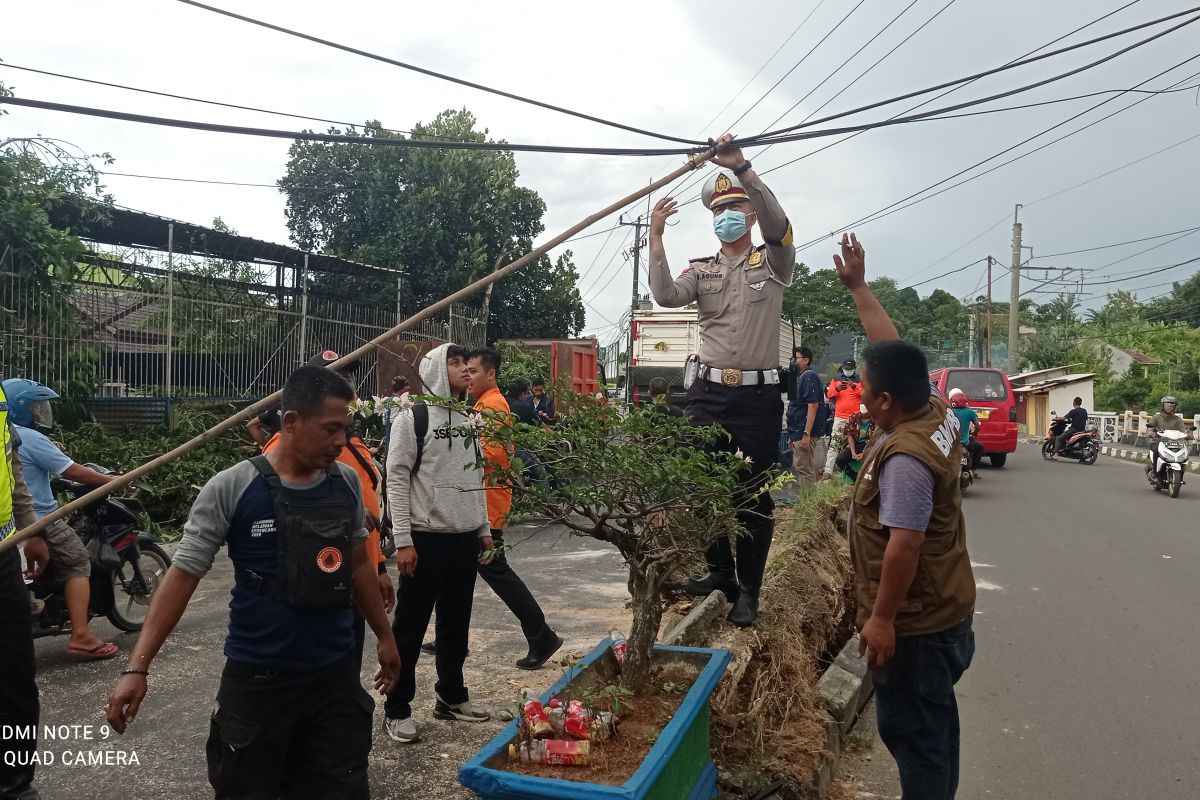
left=661, top=590, right=731, bottom=646
left=1100, top=444, right=1200, bottom=474
left=811, top=634, right=874, bottom=798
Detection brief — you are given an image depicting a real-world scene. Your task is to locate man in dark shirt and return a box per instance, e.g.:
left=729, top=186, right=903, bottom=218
left=1052, top=397, right=1088, bottom=458
left=786, top=346, right=824, bottom=487
left=106, top=366, right=400, bottom=799
left=505, top=379, right=540, bottom=426
left=648, top=377, right=684, bottom=417
left=531, top=379, right=556, bottom=424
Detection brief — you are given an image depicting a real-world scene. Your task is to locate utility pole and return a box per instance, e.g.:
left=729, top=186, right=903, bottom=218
left=619, top=214, right=645, bottom=396
left=968, top=313, right=977, bottom=367
left=985, top=255, right=993, bottom=368
left=1007, top=205, right=1023, bottom=375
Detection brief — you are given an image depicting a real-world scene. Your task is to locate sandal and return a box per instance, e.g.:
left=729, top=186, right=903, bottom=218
left=66, top=642, right=119, bottom=660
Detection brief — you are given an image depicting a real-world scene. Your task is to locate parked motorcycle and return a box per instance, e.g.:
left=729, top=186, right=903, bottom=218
left=1041, top=415, right=1099, bottom=465
left=27, top=465, right=171, bottom=636
left=1146, top=428, right=1196, bottom=498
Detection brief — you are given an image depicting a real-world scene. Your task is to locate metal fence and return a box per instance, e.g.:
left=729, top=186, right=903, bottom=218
left=0, top=248, right=484, bottom=403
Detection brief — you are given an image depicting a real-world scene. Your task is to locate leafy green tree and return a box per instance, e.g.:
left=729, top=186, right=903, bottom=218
left=782, top=264, right=859, bottom=351
left=278, top=110, right=584, bottom=341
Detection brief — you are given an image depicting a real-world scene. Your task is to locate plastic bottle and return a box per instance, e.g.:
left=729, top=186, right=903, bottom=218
left=609, top=629, right=628, bottom=665
left=522, top=700, right=553, bottom=739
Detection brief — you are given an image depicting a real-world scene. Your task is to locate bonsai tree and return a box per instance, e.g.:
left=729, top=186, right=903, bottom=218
left=484, top=394, right=750, bottom=692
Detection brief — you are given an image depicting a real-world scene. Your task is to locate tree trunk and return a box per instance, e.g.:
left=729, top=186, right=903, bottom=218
left=622, top=565, right=662, bottom=694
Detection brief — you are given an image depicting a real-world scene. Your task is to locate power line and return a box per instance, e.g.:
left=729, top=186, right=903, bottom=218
left=0, top=63, right=415, bottom=136
left=173, top=0, right=703, bottom=146
left=1034, top=225, right=1200, bottom=260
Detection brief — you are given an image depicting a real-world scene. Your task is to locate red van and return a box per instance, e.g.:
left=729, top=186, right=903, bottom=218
left=929, top=367, right=1018, bottom=467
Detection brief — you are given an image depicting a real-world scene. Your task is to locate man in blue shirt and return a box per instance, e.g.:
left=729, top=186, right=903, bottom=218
left=2, top=378, right=120, bottom=659
left=787, top=346, right=825, bottom=487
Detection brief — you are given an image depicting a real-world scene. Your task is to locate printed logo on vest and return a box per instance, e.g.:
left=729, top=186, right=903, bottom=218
left=316, top=546, right=343, bottom=574
left=249, top=519, right=276, bottom=538
left=929, top=408, right=961, bottom=458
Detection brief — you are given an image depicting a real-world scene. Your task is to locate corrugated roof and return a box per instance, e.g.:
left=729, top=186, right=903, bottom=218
left=1012, top=373, right=1095, bottom=393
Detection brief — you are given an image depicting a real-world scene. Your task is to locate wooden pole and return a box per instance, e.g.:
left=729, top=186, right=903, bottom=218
left=1, top=149, right=714, bottom=552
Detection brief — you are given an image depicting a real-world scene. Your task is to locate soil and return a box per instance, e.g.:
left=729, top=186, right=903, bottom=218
left=490, top=657, right=701, bottom=786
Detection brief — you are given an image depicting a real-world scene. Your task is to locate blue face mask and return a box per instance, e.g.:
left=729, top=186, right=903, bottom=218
left=713, top=209, right=751, bottom=242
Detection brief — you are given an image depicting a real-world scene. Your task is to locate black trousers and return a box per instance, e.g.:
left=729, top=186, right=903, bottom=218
left=477, top=530, right=553, bottom=648
left=206, top=655, right=373, bottom=800
left=0, top=548, right=39, bottom=800
left=687, top=380, right=784, bottom=594
left=385, top=532, right=477, bottom=720
left=873, top=614, right=975, bottom=800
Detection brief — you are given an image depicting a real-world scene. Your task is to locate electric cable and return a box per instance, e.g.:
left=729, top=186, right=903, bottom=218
left=173, top=0, right=704, bottom=145
left=1035, top=225, right=1200, bottom=260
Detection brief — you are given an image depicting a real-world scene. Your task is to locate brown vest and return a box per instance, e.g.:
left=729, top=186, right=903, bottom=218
left=850, top=398, right=976, bottom=636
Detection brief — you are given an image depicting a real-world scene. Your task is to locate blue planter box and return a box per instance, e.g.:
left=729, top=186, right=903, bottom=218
left=460, top=639, right=731, bottom=800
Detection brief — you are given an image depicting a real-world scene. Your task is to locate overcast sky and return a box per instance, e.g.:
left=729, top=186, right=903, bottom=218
left=4, top=0, right=1199, bottom=349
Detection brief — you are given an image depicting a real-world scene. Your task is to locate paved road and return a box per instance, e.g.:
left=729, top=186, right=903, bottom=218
left=27, top=518, right=630, bottom=800
left=840, top=445, right=1200, bottom=799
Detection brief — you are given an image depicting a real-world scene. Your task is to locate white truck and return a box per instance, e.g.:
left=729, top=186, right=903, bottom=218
left=627, top=309, right=803, bottom=405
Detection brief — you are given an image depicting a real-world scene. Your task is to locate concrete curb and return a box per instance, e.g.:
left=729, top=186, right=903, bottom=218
left=1100, top=444, right=1200, bottom=474
left=661, top=590, right=731, bottom=646
left=811, top=634, right=874, bottom=798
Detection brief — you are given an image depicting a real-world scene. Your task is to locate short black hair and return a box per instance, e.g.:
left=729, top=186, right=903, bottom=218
left=446, top=344, right=469, bottom=361
left=391, top=375, right=410, bottom=393
left=794, top=345, right=813, bottom=361
left=1073, top=396, right=1083, bottom=405
left=281, top=365, right=354, bottom=417
left=508, top=377, right=530, bottom=397
left=532, top=377, right=546, bottom=388
left=649, top=377, right=669, bottom=397
left=468, top=346, right=502, bottom=374
left=860, top=340, right=930, bottom=413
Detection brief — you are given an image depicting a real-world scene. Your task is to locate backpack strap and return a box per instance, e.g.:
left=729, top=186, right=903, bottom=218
left=411, top=404, right=429, bottom=477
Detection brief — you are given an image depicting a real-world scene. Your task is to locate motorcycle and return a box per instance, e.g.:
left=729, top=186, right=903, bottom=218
left=1041, top=415, right=1099, bottom=465
left=27, top=465, right=171, bottom=636
left=1146, top=428, right=1196, bottom=498
left=959, top=448, right=973, bottom=493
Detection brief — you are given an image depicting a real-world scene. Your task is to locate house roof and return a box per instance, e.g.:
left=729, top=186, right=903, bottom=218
left=1122, top=348, right=1161, bottom=365
left=1012, top=373, right=1096, bottom=394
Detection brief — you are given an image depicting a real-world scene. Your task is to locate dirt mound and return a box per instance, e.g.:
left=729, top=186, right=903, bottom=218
left=710, top=484, right=853, bottom=798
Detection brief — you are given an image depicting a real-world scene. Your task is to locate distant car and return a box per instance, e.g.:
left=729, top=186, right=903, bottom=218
left=929, top=367, right=1018, bottom=468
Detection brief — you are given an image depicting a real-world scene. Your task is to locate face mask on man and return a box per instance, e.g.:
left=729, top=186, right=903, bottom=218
left=713, top=209, right=752, bottom=243
left=842, top=368, right=854, bottom=378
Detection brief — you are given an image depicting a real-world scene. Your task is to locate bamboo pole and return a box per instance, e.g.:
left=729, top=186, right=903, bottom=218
left=1, top=149, right=714, bottom=552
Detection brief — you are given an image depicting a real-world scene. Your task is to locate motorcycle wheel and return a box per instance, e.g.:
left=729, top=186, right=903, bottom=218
left=1169, top=470, right=1183, bottom=498
left=1081, top=443, right=1099, bottom=466
left=108, top=541, right=171, bottom=633
left=960, top=472, right=971, bottom=493
left=1040, top=441, right=1054, bottom=460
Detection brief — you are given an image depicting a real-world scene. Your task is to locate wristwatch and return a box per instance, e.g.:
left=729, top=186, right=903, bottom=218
left=733, top=160, right=752, bottom=176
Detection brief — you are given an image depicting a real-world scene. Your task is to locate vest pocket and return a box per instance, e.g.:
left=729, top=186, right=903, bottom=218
left=864, top=558, right=926, bottom=615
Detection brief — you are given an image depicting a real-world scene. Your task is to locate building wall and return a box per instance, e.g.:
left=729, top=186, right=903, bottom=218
left=1047, top=381, right=1095, bottom=418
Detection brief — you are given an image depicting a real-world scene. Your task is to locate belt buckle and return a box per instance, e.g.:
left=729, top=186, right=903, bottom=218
left=721, top=368, right=742, bottom=387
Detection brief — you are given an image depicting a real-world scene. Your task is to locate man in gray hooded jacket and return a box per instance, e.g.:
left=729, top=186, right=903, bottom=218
left=382, top=343, right=492, bottom=744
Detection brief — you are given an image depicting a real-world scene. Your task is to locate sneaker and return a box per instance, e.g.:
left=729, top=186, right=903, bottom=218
left=515, top=632, right=564, bottom=671
left=420, top=641, right=437, bottom=655
left=433, top=696, right=490, bottom=722
left=383, top=716, right=420, bottom=743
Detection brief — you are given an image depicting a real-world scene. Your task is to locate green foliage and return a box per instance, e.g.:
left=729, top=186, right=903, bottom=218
left=278, top=109, right=584, bottom=341
left=782, top=265, right=858, bottom=351
left=56, top=406, right=255, bottom=536
left=582, top=683, right=637, bottom=716
left=1094, top=373, right=1154, bottom=412
left=496, top=342, right=552, bottom=390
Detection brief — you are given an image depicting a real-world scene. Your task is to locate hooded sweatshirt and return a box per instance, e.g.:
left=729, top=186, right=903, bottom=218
left=385, top=343, right=489, bottom=548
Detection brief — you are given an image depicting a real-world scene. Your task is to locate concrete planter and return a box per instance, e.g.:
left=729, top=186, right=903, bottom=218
left=460, top=638, right=731, bottom=800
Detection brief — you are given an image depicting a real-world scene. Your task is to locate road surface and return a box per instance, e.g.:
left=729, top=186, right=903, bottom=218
left=839, top=444, right=1200, bottom=799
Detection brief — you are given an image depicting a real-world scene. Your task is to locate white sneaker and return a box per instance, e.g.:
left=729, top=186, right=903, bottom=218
left=383, top=716, right=420, bottom=743
left=433, top=694, right=490, bottom=722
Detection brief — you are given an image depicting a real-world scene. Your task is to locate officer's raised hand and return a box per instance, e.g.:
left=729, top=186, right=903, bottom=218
left=711, top=133, right=744, bottom=169
left=649, top=196, right=678, bottom=238
left=834, top=232, right=867, bottom=289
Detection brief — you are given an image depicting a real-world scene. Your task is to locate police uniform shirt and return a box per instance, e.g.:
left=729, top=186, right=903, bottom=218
left=648, top=171, right=796, bottom=371
left=172, top=460, right=368, bottom=669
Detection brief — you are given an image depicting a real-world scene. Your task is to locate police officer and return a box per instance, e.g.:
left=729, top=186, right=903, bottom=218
left=648, top=133, right=795, bottom=627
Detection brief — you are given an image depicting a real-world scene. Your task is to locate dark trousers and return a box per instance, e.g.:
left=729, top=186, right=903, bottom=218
left=873, top=614, right=975, bottom=800
left=0, top=548, right=39, bottom=800
left=965, top=440, right=984, bottom=470
left=477, top=530, right=553, bottom=647
left=687, top=380, right=783, bottom=594
left=385, top=532, right=477, bottom=720
left=1054, top=429, right=1080, bottom=454
left=207, top=655, right=373, bottom=800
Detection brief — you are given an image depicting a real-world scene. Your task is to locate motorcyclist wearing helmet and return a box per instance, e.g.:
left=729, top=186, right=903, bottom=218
left=948, top=389, right=983, bottom=477
left=2, top=378, right=122, bottom=660
left=1146, top=396, right=1190, bottom=476
left=1050, top=396, right=1088, bottom=460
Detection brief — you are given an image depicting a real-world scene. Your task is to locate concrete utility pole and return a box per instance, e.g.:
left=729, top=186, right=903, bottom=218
left=1007, top=204, right=1023, bottom=375
left=986, top=255, right=993, bottom=368
left=619, top=214, right=645, bottom=393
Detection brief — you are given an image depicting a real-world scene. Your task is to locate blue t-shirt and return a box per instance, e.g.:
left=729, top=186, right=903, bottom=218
left=12, top=425, right=74, bottom=519
left=788, top=369, right=824, bottom=427
left=950, top=408, right=978, bottom=446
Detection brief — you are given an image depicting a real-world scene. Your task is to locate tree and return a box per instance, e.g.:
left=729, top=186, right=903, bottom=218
left=782, top=264, right=859, bottom=351
left=278, top=110, right=584, bottom=341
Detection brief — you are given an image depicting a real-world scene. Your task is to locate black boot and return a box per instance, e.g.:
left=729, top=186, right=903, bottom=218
left=728, top=589, right=759, bottom=627
left=515, top=630, right=564, bottom=670
left=681, top=571, right=739, bottom=602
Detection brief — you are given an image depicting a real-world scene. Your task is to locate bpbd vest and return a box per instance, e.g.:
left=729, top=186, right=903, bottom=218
left=235, top=456, right=355, bottom=610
